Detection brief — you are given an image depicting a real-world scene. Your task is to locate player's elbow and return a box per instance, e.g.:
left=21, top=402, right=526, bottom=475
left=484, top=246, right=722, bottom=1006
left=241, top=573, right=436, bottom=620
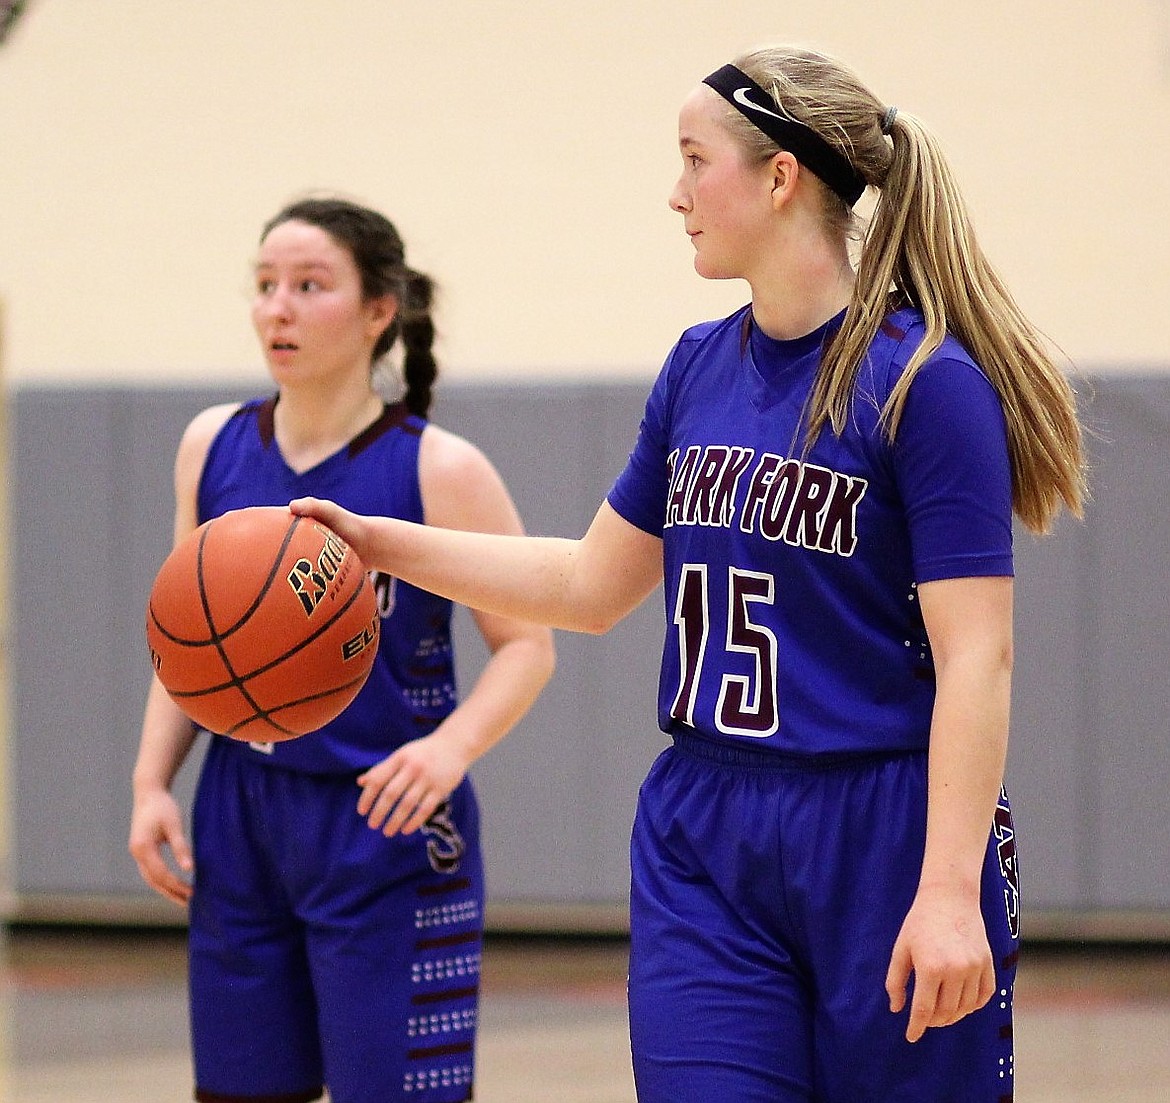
left=577, top=614, right=616, bottom=636
left=573, top=599, right=630, bottom=636
left=560, top=538, right=654, bottom=635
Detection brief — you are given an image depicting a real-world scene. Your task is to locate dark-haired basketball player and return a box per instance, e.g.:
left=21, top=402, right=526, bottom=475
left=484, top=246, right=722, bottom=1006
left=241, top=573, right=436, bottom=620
left=130, top=196, right=553, bottom=1103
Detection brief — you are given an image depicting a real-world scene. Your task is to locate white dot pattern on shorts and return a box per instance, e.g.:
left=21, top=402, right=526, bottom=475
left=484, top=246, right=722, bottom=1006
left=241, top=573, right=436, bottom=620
left=414, top=899, right=480, bottom=930
left=411, top=951, right=482, bottom=985
left=402, top=1062, right=473, bottom=1094
left=407, top=1008, right=477, bottom=1038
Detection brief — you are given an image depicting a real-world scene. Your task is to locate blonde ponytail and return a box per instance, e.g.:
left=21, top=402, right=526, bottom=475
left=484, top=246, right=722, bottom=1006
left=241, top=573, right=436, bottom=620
left=732, top=47, right=1086, bottom=534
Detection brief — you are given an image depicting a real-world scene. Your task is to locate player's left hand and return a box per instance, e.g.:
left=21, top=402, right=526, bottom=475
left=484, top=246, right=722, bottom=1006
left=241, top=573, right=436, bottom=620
left=885, top=885, right=996, bottom=1043
left=356, top=734, right=470, bottom=837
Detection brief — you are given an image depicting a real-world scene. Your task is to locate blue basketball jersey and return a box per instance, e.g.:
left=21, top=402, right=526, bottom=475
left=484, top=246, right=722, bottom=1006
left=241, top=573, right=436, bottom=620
left=198, top=397, right=457, bottom=774
left=607, top=306, right=1013, bottom=756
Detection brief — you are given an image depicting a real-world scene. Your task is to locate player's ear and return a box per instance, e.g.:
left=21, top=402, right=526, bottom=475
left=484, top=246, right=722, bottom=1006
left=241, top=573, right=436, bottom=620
left=770, top=151, right=799, bottom=210
left=366, top=294, right=398, bottom=341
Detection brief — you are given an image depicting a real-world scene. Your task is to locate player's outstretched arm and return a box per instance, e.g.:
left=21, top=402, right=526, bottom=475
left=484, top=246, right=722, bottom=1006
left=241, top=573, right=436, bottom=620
left=289, top=496, right=663, bottom=636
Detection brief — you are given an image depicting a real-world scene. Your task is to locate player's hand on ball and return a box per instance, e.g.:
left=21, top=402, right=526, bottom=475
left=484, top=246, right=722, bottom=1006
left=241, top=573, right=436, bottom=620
left=356, top=734, right=471, bottom=837
left=288, top=497, right=371, bottom=563
left=885, top=885, right=996, bottom=1042
left=129, top=789, right=194, bottom=907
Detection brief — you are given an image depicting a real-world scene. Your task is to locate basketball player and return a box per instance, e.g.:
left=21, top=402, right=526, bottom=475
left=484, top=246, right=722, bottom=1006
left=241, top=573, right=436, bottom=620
left=129, top=197, right=555, bottom=1103
left=291, top=46, right=1086, bottom=1103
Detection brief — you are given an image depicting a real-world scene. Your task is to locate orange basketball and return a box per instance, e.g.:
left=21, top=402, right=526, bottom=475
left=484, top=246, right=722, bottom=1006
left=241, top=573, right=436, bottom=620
left=145, top=505, right=380, bottom=741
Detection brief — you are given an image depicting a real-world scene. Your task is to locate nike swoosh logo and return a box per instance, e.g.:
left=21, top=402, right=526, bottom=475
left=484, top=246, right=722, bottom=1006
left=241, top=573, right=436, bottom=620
left=732, top=86, right=789, bottom=123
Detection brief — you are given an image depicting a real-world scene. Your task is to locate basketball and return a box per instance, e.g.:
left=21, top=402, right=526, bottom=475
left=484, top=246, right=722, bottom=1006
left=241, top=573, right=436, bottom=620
left=145, top=505, right=380, bottom=741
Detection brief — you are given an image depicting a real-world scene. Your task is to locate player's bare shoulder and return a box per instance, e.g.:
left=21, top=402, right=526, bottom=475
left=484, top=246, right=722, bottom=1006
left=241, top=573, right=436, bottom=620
left=417, top=423, right=519, bottom=533
left=180, top=402, right=241, bottom=459
left=418, top=422, right=494, bottom=482
left=173, top=402, right=243, bottom=498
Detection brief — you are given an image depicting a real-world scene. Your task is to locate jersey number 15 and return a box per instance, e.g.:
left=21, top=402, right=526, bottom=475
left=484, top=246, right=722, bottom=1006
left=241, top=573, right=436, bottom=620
left=670, top=564, right=779, bottom=738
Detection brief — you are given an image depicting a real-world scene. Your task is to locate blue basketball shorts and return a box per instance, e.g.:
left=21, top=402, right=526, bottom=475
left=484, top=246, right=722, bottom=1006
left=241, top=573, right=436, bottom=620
left=188, top=737, right=483, bottom=1103
left=628, top=731, right=1020, bottom=1103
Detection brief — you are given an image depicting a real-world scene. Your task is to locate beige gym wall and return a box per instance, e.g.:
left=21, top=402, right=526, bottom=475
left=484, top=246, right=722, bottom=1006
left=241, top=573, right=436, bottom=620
left=0, top=0, right=1167, bottom=385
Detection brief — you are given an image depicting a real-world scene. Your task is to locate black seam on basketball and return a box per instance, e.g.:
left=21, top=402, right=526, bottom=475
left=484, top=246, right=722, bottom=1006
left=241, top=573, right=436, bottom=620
left=189, top=515, right=308, bottom=734
left=147, top=515, right=303, bottom=647
left=195, top=521, right=219, bottom=639
left=198, top=514, right=304, bottom=640
left=147, top=601, right=206, bottom=646
left=232, top=562, right=374, bottom=678
left=163, top=664, right=369, bottom=707
left=221, top=672, right=373, bottom=738
left=157, top=587, right=372, bottom=697
left=204, top=515, right=301, bottom=673
left=164, top=565, right=374, bottom=696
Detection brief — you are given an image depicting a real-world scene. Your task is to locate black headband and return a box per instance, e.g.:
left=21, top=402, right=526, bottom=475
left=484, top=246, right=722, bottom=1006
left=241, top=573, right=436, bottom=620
left=702, top=64, right=867, bottom=206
